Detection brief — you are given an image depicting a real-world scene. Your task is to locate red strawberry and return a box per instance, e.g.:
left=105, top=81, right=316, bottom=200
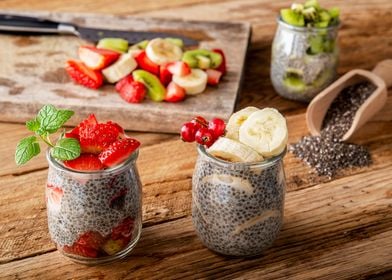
left=109, top=189, right=128, bottom=210
left=62, top=243, right=98, bottom=258
left=164, top=81, right=186, bottom=102
left=134, top=51, right=159, bottom=75
left=79, top=123, right=121, bottom=154
left=206, top=69, right=222, bottom=86
left=46, top=184, right=63, bottom=211
left=65, top=114, right=98, bottom=140
left=159, top=64, right=173, bottom=86
left=65, top=60, right=103, bottom=89
left=64, top=154, right=104, bottom=171
left=115, top=75, right=146, bottom=103
left=98, top=138, right=140, bottom=167
left=106, top=121, right=125, bottom=135
left=111, top=217, right=134, bottom=240
left=167, top=61, right=191, bottom=77
left=62, top=231, right=104, bottom=258
left=78, top=45, right=120, bottom=70
left=212, top=49, right=226, bottom=75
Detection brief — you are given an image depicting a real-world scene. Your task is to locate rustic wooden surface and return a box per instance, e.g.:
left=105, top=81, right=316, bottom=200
left=0, top=11, right=250, bottom=133
left=0, top=0, right=391, bottom=279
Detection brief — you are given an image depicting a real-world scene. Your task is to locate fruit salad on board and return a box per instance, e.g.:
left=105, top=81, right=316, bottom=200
left=65, top=37, right=227, bottom=104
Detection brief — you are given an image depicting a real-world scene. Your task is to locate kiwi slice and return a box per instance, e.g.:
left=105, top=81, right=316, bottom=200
left=182, top=49, right=222, bottom=68
left=304, top=0, right=320, bottom=10
left=283, top=76, right=307, bottom=92
left=281, top=9, right=305, bottom=27
left=97, top=38, right=128, bottom=53
left=129, top=40, right=150, bottom=50
left=307, top=35, right=324, bottom=54
left=132, top=70, right=166, bottom=102
left=328, top=7, right=340, bottom=19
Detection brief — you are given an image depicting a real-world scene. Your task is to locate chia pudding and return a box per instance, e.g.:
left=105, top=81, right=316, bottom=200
left=46, top=150, right=142, bottom=264
left=192, top=145, right=286, bottom=256
left=271, top=18, right=339, bottom=102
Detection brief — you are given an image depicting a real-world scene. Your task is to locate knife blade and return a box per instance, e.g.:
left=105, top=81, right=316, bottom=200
left=0, top=14, right=199, bottom=46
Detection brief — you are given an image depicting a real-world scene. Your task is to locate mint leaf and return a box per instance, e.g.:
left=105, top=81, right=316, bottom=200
left=15, top=136, right=40, bottom=165
left=26, top=118, right=40, bottom=132
left=37, top=105, right=74, bottom=134
left=51, top=137, right=80, bottom=161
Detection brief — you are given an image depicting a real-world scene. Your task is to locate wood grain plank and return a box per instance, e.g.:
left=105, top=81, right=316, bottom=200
left=0, top=166, right=391, bottom=279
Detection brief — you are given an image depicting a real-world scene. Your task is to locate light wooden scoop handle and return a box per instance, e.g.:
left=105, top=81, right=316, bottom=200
left=372, top=59, right=392, bottom=88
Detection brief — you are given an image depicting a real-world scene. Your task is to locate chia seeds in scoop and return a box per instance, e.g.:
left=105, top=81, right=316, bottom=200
left=290, top=82, right=376, bottom=177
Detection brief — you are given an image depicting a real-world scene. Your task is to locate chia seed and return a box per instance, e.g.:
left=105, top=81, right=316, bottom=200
left=289, top=82, right=376, bottom=178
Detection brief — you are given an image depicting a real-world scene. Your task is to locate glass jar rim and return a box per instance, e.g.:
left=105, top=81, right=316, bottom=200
left=276, top=16, right=340, bottom=32
left=46, top=148, right=139, bottom=175
left=197, top=145, right=286, bottom=169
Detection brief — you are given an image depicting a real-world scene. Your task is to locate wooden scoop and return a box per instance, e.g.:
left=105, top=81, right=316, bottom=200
left=306, top=59, right=392, bottom=141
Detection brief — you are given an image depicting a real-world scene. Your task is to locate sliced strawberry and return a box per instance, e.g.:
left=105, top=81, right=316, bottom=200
left=98, top=138, right=140, bottom=167
left=64, top=154, right=104, bottom=171
left=106, top=121, right=125, bottom=135
left=62, top=243, right=98, bottom=258
left=164, top=81, right=186, bottom=102
left=79, top=122, right=121, bottom=154
left=65, top=114, right=98, bottom=140
left=111, top=217, right=134, bottom=240
left=115, top=75, right=146, bottom=103
left=78, top=45, right=120, bottom=70
left=206, top=69, right=222, bottom=86
left=62, top=231, right=104, bottom=258
left=212, top=49, right=227, bottom=75
left=46, top=184, right=63, bottom=210
left=167, top=61, right=191, bottom=77
left=159, top=64, right=173, bottom=86
left=134, top=51, right=159, bottom=75
left=65, top=60, right=103, bottom=89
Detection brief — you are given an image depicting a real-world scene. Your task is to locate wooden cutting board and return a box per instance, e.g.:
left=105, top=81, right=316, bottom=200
left=0, top=11, right=250, bottom=133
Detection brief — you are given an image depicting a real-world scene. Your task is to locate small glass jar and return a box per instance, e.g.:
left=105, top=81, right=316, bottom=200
left=45, top=150, right=142, bottom=265
left=192, top=145, right=286, bottom=256
left=271, top=18, right=339, bottom=102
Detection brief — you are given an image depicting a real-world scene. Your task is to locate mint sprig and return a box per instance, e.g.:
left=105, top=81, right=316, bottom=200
left=15, top=105, right=81, bottom=165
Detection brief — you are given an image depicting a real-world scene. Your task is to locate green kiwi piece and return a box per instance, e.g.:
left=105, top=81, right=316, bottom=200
left=304, top=0, right=320, bottom=10
left=182, top=49, right=222, bottom=68
left=303, top=6, right=317, bottom=22
left=281, top=9, right=305, bottom=27
left=132, top=70, right=166, bottom=102
left=307, top=35, right=324, bottom=54
left=164, top=38, right=184, bottom=48
left=129, top=40, right=150, bottom=50
left=319, top=10, right=331, bottom=24
left=283, top=76, right=307, bottom=92
left=97, top=38, right=128, bottom=53
left=328, top=7, right=340, bottom=19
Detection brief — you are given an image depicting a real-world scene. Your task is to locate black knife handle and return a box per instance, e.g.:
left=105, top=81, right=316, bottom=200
left=0, top=14, right=77, bottom=35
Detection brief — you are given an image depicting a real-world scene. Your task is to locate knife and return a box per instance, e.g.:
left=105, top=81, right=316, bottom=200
left=0, top=14, right=199, bottom=46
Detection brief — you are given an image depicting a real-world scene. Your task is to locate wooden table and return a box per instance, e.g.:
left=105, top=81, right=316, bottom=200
left=1, top=1, right=391, bottom=279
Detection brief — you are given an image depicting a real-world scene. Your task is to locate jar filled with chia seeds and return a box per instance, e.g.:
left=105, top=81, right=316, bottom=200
left=45, top=149, right=142, bottom=265
left=270, top=18, right=339, bottom=102
left=192, top=145, right=286, bottom=256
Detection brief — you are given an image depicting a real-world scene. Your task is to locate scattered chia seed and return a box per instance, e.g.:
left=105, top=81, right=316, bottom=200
left=289, top=82, right=376, bottom=178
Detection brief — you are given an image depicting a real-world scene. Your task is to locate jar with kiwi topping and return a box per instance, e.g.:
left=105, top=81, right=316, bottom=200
left=270, top=0, right=340, bottom=102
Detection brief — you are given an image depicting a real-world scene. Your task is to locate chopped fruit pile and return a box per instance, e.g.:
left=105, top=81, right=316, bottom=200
left=180, top=107, right=288, bottom=163
left=65, top=37, right=227, bottom=104
left=62, top=217, right=134, bottom=258
left=181, top=116, right=226, bottom=147
left=280, top=0, right=339, bottom=28
left=63, top=114, right=140, bottom=171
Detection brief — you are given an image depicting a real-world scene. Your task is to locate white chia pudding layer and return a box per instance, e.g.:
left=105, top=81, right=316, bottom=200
left=192, top=156, right=286, bottom=256
left=46, top=165, right=142, bottom=247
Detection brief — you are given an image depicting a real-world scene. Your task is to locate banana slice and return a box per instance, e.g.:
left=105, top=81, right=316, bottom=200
left=145, top=38, right=183, bottom=65
left=239, top=108, right=288, bottom=158
left=102, top=53, right=137, bottom=83
left=226, top=107, right=259, bottom=140
left=207, top=137, right=263, bottom=163
left=172, top=69, right=207, bottom=95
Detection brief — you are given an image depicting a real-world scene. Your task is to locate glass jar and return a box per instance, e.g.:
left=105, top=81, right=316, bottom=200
left=271, top=18, right=339, bottom=102
left=45, top=149, right=142, bottom=265
left=192, top=145, right=286, bottom=256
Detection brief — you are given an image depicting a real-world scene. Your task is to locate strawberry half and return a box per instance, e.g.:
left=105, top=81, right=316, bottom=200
left=165, top=81, right=186, bottom=102
left=134, top=51, right=160, bottom=75
left=206, top=69, right=222, bottom=86
left=64, top=154, right=104, bottom=171
left=78, top=45, right=120, bottom=70
left=62, top=243, right=98, bottom=258
left=65, top=114, right=98, bottom=140
left=167, top=61, right=191, bottom=77
left=212, top=49, right=227, bottom=75
left=111, top=217, right=134, bottom=240
left=79, top=122, right=121, bottom=154
left=115, top=75, right=146, bottom=103
left=46, top=184, right=63, bottom=212
left=159, top=64, right=173, bottom=86
left=66, top=60, right=103, bottom=89
left=62, top=231, right=104, bottom=258
left=98, top=138, right=140, bottom=167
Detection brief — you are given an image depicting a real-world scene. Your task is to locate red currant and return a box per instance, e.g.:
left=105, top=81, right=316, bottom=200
left=180, top=122, right=197, bottom=142
left=195, top=127, right=215, bottom=147
left=208, top=118, right=226, bottom=138
left=191, top=116, right=208, bottom=130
